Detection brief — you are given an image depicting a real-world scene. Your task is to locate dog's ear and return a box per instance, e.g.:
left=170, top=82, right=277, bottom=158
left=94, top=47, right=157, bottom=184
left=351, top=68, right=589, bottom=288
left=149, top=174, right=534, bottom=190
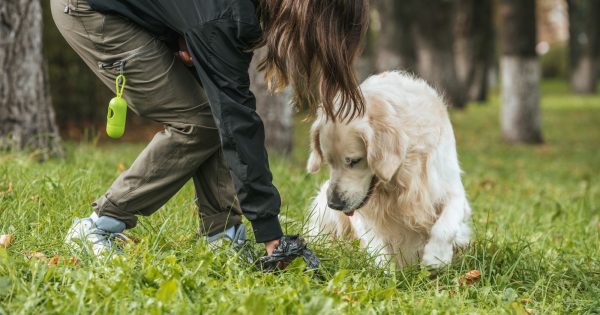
left=365, top=101, right=408, bottom=182
left=307, top=118, right=324, bottom=173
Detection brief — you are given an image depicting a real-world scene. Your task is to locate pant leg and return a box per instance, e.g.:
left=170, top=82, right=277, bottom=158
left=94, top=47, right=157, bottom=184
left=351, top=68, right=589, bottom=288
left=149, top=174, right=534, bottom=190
left=92, top=122, right=220, bottom=228
left=193, top=148, right=243, bottom=236
left=50, top=0, right=238, bottom=230
left=70, top=0, right=284, bottom=242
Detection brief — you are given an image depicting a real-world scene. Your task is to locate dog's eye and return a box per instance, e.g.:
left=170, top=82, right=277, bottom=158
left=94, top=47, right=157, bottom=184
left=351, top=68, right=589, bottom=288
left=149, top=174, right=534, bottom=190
left=346, top=158, right=362, bottom=168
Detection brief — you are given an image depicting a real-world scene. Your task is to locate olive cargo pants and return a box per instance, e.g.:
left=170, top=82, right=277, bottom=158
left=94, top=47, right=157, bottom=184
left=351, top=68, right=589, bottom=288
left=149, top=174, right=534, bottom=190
left=51, top=0, right=243, bottom=236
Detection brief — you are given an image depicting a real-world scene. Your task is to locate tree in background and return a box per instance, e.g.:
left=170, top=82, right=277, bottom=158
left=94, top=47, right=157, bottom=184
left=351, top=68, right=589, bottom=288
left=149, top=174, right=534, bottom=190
left=567, top=0, right=600, bottom=94
left=499, top=0, right=544, bottom=144
left=410, top=0, right=466, bottom=108
left=375, top=0, right=417, bottom=74
left=356, top=16, right=379, bottom=82
left=250, top=49, right=294, bottom=155
left=454, top=0, right=495, bottom=102
left=0, top=0, right=62, bottom=159
left=374, top=0, right=496, bottom=105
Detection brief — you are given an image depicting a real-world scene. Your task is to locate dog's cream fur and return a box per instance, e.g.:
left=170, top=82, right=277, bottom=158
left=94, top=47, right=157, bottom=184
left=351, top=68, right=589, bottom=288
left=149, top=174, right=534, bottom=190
left=306, top=71, right=472, bottom=268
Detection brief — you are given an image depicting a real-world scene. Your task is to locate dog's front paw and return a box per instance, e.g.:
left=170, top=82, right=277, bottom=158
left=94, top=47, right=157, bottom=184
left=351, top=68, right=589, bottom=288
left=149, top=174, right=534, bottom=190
left=421, top=241, right=453, bottom=269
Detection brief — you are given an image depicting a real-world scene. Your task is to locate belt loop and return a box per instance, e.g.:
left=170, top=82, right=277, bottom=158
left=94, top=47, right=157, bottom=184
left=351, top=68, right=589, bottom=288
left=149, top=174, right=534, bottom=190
left=63, top=0, right=71, bottom=13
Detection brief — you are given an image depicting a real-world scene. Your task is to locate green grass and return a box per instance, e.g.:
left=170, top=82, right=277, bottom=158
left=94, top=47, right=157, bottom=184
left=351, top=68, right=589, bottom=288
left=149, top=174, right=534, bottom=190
left=1, top=80, right=599, bottom=314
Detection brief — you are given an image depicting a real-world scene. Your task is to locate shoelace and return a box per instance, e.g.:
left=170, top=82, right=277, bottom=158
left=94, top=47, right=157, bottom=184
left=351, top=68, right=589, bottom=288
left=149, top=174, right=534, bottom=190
left=208, top=232, right=255, bottom=264
left=89, top=229, right=131, bottom=249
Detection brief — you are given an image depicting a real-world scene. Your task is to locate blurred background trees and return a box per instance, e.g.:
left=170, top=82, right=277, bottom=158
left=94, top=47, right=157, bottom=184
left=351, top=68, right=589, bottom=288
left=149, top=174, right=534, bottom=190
left=375, top=0, right=417, bottom=74
left=0, top=0, right=62, bottom=160
left=410, top=0, right=467, bottom=108
left=499, top=0, right=544, bottom=144
left=567, top=0, right=600, bottom=94
left=1, top=0, right=598, bottom=156
left=250, top=48, right=294, bottom=156
left=454, top=0, right=495, bottom=102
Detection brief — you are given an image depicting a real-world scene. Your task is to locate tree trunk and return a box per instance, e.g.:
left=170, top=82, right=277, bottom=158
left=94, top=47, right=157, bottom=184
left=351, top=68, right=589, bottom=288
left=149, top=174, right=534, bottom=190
left=499, top=0, right=543, bottom=144
left=250, top=48, right=293, bottom=156
left=454, top=0, right=494, bottom=102
left=567, top=0, right=600, bottom=94
left=0, top=0, right=62, bottom=159
left=355, top=17, right=378, bottom=82
left=375, top=0, right=417, bottom=73
left=411, top=0, right=466, bottom=108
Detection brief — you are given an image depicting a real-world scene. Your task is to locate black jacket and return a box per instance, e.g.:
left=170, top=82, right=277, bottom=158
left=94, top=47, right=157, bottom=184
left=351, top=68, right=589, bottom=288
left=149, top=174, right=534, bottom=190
left=88, top=0, right=282, bottom=243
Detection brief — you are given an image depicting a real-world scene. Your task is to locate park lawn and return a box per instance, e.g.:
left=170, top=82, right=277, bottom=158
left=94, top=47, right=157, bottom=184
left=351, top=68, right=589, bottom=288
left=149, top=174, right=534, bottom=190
left=0, top=80, right=599, bottom=314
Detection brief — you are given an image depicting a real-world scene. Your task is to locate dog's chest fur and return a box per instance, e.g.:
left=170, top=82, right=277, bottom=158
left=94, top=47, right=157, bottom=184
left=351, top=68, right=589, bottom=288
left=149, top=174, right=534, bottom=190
left=349, top=193, right=433, bottom=266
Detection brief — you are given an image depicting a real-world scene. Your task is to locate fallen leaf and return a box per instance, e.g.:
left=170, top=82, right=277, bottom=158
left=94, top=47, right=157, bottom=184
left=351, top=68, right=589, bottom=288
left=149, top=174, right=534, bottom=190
left=0, top=234, right=14, bottom=248
left=535, top=145, right=554, bottom=156
left=7, top=183, right=13, bottom=193
left=465, top=269, right=481, bottom=281
left=68, top=256, right=80, bottom=266
left=526, top=308, right=533, bottom=314
left=342, top=295, right=356, bottom=303
left=117, top=162, right=127, bottom=173
left=30, top=195, right=41, bottom=201
left=479, top=179, right=495, bottom=190
left=48, top=255, right=60, bottom=266
left=123, top=233, right=141, bottom=244
left=460, top=269, right=481, bottom=286
left=26, top=252, right=48, bottom=261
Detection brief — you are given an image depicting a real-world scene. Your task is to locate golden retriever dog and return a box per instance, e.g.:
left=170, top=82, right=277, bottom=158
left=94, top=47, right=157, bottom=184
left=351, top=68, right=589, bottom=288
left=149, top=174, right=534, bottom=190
left=306, top=71, right=472, bottom=268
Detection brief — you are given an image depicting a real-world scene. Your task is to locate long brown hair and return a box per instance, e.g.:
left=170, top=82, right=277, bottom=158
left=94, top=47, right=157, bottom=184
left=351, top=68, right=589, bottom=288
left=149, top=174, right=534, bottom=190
left=257, top=0, right=369, bottom=122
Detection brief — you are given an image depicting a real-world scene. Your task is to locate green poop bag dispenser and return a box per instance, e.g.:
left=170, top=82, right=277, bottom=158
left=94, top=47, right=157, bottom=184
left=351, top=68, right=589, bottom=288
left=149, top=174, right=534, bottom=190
left=107, top=74, right=128, bottom=139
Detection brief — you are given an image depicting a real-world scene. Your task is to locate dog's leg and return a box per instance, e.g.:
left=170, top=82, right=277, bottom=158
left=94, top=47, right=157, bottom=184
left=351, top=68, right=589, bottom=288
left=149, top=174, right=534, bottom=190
left=349, top=218, right=392, bottom=267
left=422, top=192, right=471, bottom=268
left=455, top=202, right=472, bottom=248
left=362, top=232, right=391, bottom=267
left=374, top=248, right=393, bottom=268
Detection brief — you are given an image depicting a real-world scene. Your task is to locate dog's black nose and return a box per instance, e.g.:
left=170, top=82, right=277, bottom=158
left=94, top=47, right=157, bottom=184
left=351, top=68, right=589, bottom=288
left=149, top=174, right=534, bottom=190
left=327, top=185, right=346, bottom=210
left=327, top=199, right=346, bottom=210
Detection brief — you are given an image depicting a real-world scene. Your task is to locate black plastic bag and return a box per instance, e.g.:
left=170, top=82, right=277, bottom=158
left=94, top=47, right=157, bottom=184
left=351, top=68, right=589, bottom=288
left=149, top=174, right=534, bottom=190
left=256, top=235, right=320, bottom=272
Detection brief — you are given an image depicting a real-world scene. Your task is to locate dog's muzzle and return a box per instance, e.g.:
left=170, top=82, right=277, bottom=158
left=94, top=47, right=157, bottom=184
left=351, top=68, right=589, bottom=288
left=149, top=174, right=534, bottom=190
left=331, top=176, right=378, bottom=217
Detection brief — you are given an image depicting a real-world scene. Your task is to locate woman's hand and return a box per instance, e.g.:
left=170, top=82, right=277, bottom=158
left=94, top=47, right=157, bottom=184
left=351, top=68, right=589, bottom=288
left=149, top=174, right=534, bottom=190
left=175, top=37, right=193, bottom=67
left=265, top=239, right=280, bottom=256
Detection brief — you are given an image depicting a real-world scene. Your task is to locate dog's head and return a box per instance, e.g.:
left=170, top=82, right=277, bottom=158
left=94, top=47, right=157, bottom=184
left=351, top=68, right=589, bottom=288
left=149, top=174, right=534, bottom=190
left=307, top=96, right=408, bottom=214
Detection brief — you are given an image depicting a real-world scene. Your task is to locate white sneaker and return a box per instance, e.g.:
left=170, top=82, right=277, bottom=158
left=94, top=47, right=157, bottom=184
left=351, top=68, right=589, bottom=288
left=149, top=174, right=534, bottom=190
left=207, top=224, right=254, bottom=263
left=207, top=224, right=247, bottom=248
left=65, top=216, right=130, bottom=256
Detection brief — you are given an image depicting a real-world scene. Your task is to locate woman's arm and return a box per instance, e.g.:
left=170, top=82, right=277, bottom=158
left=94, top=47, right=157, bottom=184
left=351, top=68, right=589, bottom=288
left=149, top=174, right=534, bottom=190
left=183, top=20, right=283, bottom=249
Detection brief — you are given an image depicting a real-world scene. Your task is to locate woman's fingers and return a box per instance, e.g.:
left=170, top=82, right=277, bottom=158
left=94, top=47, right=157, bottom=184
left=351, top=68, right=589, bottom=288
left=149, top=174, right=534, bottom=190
left=176, top=37, right=193, bottom=67
left=176, top=51, right=193, bottom=67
